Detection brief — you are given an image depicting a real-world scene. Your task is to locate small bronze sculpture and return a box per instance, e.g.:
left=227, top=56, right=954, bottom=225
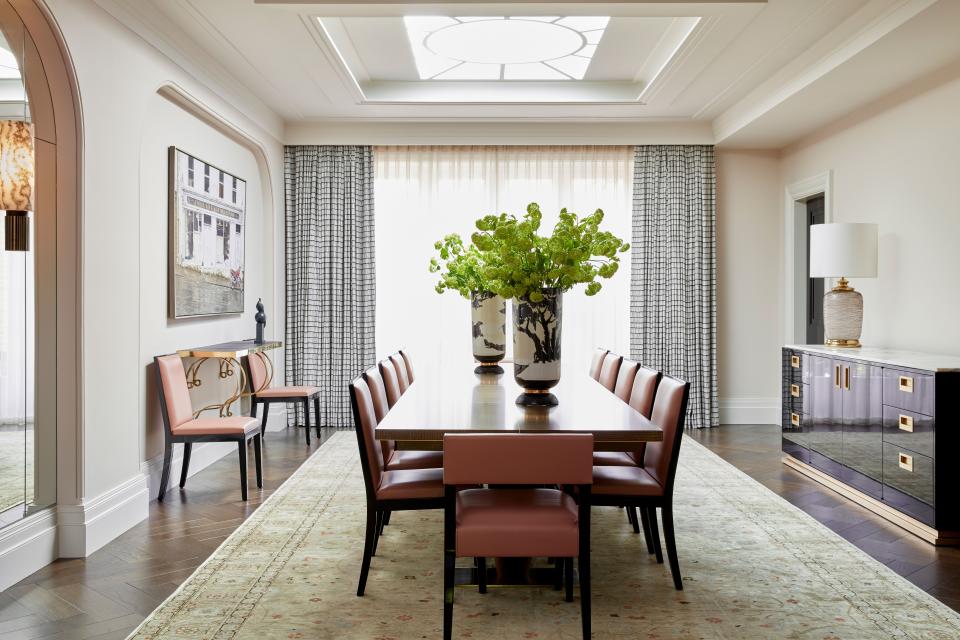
left=255, top=298, right=266, bottom=344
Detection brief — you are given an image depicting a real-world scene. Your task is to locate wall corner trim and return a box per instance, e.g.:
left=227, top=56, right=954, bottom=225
left=57, top=473, right=149, bottom=558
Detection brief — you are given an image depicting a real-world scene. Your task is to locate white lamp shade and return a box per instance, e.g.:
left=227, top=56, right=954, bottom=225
left=809, top=223, right=878, bottom=278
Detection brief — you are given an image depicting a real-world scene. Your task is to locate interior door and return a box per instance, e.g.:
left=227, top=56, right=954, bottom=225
left=807, top=355, right=843, bottom=475
left=841, top=360, right=884, bottom=498
left=805, top=196, right=825, bottom=344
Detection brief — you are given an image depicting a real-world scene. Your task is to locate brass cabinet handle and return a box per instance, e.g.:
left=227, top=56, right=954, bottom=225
left=790, top=355, right=800, bottom=368
left=834, top=365, right=841, bottom=389
left=899, top=376, right=914, bottom=393
left=790, top=413, right=800, bottom=427
left=844, top=366, right=850, bottom=391
left=898, top=414, right=914, bottom=432
left=898, top=452, right=913, bottom=472
left=790, top=384, right=800, bottom=398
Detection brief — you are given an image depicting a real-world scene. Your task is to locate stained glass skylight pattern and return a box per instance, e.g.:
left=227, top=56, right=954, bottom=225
left=403, top=16, right=610, bottom=80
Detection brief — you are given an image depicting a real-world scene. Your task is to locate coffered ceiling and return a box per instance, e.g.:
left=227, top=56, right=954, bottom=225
left=94, top=0, right=960, bottom=148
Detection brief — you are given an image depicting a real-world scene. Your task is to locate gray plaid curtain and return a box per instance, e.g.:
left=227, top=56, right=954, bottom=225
left=630, top=145, right=718, bottom=428
left=284, top=146, right=375, bottom=429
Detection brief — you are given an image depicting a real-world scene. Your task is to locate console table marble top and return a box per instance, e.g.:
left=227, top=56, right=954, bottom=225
left=784, top=344, right=960, bottom=372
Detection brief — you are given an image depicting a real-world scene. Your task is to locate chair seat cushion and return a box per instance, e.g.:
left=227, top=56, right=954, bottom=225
left=592, top=451, right=637, bottom=466
left=173, top=416, right=259, bottom=436
left=385, top=449, right=444, bottom=471
left=592, top=465, right=663, bottom=497
left=376, top=468, right=444, bottom=501
left=455, top=488, right=579, bottom=557
left=256, top=386, right=320, bottom=398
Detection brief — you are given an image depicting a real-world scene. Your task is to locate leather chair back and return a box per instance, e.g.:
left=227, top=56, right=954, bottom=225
left=155, top=355, right=194, bottom=431
left=247, top=352, right=270, bottom=393
left=613, top=359, right=640, bottom=402
left=443, top=434, right=593, bottom=486
left=391, top=354, right=410, bottom=392
left=399, top=350, right=415, bottom=384
left=597, top=353, right=623, bottom=391
left=379, top=359, right=402, bottom=407
left=363, top=365, right=390, bottom=423
left=350, top=377, right=386, bottom=494
left=628, top=366, right=661, bottom=418
left=588, top=348, right=608, bottom=381
left=642, top=376, right=690, bottom=492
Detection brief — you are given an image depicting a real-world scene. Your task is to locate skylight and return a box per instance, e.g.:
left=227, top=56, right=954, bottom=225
left=403, top=16, right=610, bottom=81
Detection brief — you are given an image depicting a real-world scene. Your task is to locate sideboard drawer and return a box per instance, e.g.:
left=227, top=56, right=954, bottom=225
left=882, top=405, right=934, bottom=459
left=883, top=368, right=934, bottom=414
left=883, top=443, right=934, bottom=507
left=787, top=382, right=806, bottom=415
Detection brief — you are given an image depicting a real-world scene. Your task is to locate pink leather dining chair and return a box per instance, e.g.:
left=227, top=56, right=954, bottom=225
left=247, top=352, right=321, bottom=444
left=391, top=353, right=410, bottom=392
left=350, top=375, right=445, bottom=597
left=613, top=358, right=640, bottom=402
left=399, top=349, right=416, bottom=383
left=588, top=348, right=608, bottom=381
left=594, top=366, right=662, bottom=467
left=155, top=355, right=262, bottom=501
left=442, top=433, right=594, bottom=640
left=379, top=358, right=403, bottom=407
left=591, top=375, right=691, bottom=590
left=597, top=352, right=623, bottom=392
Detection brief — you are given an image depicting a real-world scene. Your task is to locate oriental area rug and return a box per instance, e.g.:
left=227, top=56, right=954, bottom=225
left=127, top=431, right=960, bottom=639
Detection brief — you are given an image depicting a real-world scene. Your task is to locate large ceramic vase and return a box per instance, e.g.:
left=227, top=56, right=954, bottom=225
left=471, top=291, right=506, bottom=374
left=513, top=287, right=562, bottom=406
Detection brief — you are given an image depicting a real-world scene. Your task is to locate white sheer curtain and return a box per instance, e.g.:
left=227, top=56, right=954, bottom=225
left=374, top=145, right=634, bottom=379
left=0, top=244, right=33, bottom=425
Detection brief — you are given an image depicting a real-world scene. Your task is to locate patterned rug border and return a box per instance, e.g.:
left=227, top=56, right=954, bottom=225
left=125, top=430, right=960, bottom=639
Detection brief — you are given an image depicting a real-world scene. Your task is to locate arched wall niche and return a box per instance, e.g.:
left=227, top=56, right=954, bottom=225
left=0, top=0, right=83, bottom=515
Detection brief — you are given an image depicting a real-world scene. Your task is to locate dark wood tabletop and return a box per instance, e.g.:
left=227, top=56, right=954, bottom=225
left=375, top=368, right=663, bottom=451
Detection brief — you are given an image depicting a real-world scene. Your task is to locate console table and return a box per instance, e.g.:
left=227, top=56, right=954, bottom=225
left=782, top=345, right=960, bottom=544
left=177, top=340, right=282, bottom=418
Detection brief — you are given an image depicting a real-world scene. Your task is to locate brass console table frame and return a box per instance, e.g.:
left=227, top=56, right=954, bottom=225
left=177, top=340, right=282, bottom=418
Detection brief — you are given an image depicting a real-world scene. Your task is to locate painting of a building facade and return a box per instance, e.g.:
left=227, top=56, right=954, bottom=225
left=168, top=147, right=246, bottom=318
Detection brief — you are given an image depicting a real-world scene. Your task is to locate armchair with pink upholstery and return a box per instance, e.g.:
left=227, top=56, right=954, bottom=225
left=154, top=355, right=262, bottom=502
left=247, top=352, right=321, bottom=445
left=442, top=433, right=594, bottom=640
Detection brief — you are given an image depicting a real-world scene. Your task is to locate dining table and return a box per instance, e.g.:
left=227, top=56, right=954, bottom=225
left=375, top=366, right=663, bottom=451
left=375, top=364, right=662, bottom=586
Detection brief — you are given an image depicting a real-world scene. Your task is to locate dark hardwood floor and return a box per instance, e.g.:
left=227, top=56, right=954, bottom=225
left=0, top=426, right=335, bottom=640
left=2, top=423, right=959, bottom=639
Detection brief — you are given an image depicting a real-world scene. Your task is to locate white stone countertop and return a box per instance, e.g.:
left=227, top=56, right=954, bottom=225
left=784, top=345, right=960, bottom=373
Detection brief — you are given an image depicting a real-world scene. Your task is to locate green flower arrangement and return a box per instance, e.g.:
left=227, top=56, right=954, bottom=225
left=429, top=202, right=629, bottom=301
left=472, top=202, right=629, bottom=301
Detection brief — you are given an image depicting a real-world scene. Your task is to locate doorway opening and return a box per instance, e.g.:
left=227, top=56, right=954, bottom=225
left=805, top=195, right=825, bottom=344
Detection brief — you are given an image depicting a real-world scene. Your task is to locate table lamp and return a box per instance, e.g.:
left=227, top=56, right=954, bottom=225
left=0, top=120, right=35, bottom=252
left=809, top=222, right=878, bottom=348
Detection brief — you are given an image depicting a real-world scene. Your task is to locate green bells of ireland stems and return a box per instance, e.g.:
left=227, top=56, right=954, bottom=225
left=429, top=203, right=629, bottom=401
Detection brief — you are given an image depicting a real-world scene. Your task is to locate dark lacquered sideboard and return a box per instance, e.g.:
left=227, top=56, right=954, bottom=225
left=782, top=345, right=960, bottom=545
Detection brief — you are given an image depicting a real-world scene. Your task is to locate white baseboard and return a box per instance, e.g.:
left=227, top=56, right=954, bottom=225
left=58, top=474, right=149, bottom=558
left=0, top=508, right=57, bottom=591
left=264, top=405, right=288, bottom=432
left=719, top=397, right=779, bottom=425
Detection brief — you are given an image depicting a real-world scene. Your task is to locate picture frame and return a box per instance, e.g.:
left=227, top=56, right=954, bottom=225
left=168, top=146, right=247, bottom=319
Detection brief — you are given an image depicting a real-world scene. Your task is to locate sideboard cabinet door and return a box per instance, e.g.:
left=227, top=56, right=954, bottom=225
left=840, top=361, right=883, bottom=499
left=807, top=355, right=843, bottom=477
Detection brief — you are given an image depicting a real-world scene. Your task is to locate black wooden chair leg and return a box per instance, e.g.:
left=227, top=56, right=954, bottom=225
left=179, top=442, right=192, bottom=488
left=639, top=505, right=654, bottom=554
left=357, top=504, right=376, bottom=596
left=443, top=491, right=456, bottom=640
left=662, top=503, right=683, bottom=590
left=313, top=396, right=321, bottom=438
left=373, top=510, right=383, bottom=555
left=253, top=435, right=263, bottom=489
left=628, top=506, right=640, bottom=534
left=237, top=440, right=248, bottom=501
left=158, top=442, right=172, bottom=501
left=476, top=557, right=487, bottom=594
left=580, top=498, right=592, bottom=640
left=383, top=511, right=392, bottom=526
left=553, top=557, right=563, bottom=591
left=303, top=399, right=311, bottom=445
left=564, top=557, right=574, bottom=602
left=259, top=401, right=270, bottom=438
left=647, top=506, right=663, bottom=564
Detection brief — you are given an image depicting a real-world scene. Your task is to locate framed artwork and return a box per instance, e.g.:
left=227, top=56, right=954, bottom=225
left=168, top=147, right=246, bottom=318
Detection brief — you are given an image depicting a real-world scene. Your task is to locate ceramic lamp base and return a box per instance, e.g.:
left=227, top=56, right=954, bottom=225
left=823, top=283, right=863, bottom=348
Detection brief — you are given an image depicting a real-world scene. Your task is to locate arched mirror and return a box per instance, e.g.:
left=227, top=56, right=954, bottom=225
left=0, top=12, right=52, bottom=528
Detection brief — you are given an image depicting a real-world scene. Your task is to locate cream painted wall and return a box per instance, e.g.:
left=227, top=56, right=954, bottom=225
left=716, top=150, right=783, bottom=423
left=781, top=72, right=960, bottom=354
left=46, top=0, right=284, bottom=509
